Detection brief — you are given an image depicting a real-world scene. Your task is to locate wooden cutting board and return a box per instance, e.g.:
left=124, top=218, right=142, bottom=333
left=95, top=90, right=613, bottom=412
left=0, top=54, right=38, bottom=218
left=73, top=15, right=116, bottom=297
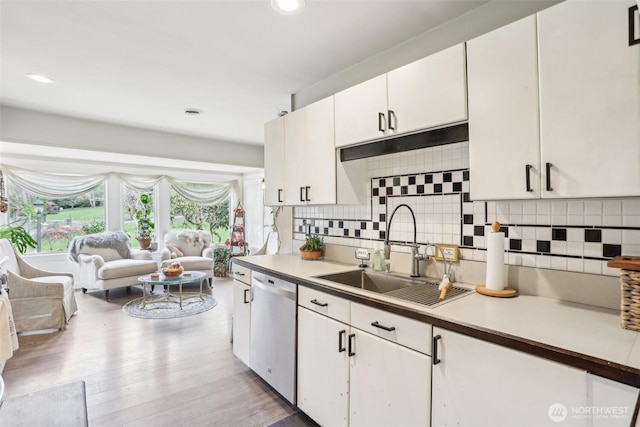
left=607, top=256, right=640, bottom=271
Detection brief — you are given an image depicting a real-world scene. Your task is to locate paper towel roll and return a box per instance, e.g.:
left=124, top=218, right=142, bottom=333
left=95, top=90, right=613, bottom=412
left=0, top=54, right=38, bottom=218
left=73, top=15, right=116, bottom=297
left=485, top=231, right=505, bottom=291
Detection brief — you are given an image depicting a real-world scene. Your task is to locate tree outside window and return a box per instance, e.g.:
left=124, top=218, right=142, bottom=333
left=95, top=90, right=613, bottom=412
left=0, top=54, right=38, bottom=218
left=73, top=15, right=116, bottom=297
left=169, top=188, right=229, bottom=242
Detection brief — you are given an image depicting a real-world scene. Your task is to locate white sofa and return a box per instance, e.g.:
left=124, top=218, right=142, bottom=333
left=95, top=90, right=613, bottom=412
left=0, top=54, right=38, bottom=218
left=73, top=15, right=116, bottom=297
left=69, top=231, right=158, bottom=301
left=160, top=230, right=214, bottom=286
left=0, top=238, right=77, bottom=332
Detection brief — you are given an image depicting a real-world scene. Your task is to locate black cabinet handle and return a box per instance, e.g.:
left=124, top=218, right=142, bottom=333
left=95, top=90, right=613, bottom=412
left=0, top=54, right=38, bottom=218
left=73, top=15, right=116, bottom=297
left=268, top=279, right=274, bottom=284
left=545, top=162, right=553, bottom=192
left=525, top=164, right=532, bottom=192
left=378, top=112, right=386, bottom=133
left=371, top=321, right=396, bottom=332
left=387, top=110, right=396, bottom=131
left=277, top=189, right=283, bottom=203
left=338, top=330, right=346, bottom=353
left=305, top=186, right=310, bottom=202
left=243, top=288, right=250, bottom=304
left=348, top=333, right=356, bottom=356
left=310, top=298, right=328, bottom=307
left=629, top=5, right=639, bottom=46
left=299, top=187, right=305, bottom=202
left=234, top=271, right=245, bottom=276
left=433, top=334, right=442, bottom=365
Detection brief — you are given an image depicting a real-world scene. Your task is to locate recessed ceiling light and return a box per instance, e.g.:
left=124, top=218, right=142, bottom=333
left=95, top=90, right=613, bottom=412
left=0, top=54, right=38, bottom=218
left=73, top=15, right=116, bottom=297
left=271, top=0, right=305, bottom=15
left=26, top=73, right=54, bottom=84
left=184, top=108, right=203, bottom=116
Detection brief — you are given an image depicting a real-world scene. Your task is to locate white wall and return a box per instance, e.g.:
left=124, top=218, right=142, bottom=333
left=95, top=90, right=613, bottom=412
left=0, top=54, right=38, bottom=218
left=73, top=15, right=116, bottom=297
left=242, top=172, right=266, bottom=253
left=0, top=106, right=264, bottom=169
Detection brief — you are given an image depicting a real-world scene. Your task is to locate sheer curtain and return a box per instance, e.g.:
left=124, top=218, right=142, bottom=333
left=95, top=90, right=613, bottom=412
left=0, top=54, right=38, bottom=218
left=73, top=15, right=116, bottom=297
left=2, top=166, right=237, bottom=206
left=166, top=176, right=236, bottom=206
left=3, top=166, right=110, bottom=198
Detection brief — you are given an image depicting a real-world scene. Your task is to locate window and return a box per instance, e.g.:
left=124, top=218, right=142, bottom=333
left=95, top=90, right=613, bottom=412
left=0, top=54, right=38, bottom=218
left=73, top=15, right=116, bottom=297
left=169, top=187, right=229, bottom=243
left=6, top=182, right=105, bottom=253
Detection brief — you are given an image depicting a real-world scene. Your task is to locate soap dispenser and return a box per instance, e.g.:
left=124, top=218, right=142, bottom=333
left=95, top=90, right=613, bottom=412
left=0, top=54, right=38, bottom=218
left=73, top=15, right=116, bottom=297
left=373, top=250, right=383, bottom=272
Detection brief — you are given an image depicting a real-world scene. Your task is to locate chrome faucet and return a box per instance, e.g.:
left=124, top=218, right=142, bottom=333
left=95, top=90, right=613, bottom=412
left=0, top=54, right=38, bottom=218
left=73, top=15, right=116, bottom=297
left=384, top=204, right=423, bottom=277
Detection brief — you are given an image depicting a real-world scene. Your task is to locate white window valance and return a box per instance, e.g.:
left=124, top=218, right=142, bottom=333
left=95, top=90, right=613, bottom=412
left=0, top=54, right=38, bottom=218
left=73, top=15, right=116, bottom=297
left=2, top=166, right=236, bottom=205
left=167, top=176, right=235, bottom=206
left=3, top=166, right=110, bottom=199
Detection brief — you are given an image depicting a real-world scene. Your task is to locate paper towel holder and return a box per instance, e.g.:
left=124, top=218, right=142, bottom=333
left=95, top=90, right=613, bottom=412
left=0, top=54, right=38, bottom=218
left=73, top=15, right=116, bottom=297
left=476, top=221, right=518, bottom=298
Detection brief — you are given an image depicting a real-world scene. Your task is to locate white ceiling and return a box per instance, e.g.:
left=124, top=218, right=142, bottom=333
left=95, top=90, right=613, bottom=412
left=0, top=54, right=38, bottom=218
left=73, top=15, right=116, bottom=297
left=0, top=0, right=490, bottom=147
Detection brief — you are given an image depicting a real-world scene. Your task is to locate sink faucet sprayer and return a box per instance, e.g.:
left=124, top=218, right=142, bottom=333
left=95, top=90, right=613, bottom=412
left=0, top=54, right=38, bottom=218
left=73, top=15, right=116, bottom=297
left=384, top=204, right=423, bottom=277
left=423, top=243, right=454, bottom=282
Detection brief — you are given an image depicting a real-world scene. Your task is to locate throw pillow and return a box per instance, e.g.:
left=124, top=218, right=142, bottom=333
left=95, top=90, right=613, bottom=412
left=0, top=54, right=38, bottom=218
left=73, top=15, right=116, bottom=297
left=166, top=244, right=183, bottom=259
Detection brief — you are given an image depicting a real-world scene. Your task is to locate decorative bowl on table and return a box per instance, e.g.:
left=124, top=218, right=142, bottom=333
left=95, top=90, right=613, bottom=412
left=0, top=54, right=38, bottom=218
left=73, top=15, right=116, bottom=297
left=162, top=263, right=183, bottom=277
left=162, top=268, right=183, bottom=277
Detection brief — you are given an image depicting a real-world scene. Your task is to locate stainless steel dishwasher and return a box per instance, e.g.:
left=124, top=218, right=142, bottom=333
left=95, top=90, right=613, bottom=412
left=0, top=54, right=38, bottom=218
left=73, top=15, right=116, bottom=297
left=249, top=271, right=297, bottom=404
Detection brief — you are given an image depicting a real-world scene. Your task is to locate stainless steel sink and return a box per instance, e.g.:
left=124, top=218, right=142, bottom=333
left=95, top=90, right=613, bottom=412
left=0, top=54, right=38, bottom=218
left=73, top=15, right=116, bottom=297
left=315, top=270, right=471, bottom=308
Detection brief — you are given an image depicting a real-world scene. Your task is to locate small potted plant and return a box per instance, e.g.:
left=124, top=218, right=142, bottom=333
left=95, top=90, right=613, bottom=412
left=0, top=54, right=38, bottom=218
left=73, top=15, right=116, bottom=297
left=135, top=193, right=154, bottom=249
left=299, top=234, right=324, bottom=260
left=214, top=242, right=232, bottom=277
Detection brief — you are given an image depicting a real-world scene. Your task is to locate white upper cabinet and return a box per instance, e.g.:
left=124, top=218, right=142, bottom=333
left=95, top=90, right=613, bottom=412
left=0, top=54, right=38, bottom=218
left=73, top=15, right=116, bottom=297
left=334, top=75, right=388, bottom=147
left=468, top=15, right=541, bottom=200
left=469, top=0, right=640, bottom=200
left=537, top=0, right=640, bottom=198
left=283, top=96, right=336, bottom=205
left=387, top=43, right=467, bottom=136
left=335, top=43, right=468, bottom=148
left=263, top=117, right=286, bottom=206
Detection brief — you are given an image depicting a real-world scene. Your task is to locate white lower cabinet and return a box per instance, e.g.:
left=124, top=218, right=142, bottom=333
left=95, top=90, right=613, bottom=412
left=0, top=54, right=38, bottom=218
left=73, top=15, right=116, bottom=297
left=349, top=329, right=431, bottom=427
left=231, top=276, right=251, bottom=366
left=297, top=307, right=350, bottom=427
left=431, top=327, right=639, bottom=427
left=586, top=373, right=639, bottom=427
left=297, top=288, right=431, bottom=427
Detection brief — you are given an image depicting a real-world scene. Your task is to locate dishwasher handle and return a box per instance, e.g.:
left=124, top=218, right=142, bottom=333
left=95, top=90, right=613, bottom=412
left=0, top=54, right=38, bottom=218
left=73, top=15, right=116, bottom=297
left=252, top=276, right=296, bottom=301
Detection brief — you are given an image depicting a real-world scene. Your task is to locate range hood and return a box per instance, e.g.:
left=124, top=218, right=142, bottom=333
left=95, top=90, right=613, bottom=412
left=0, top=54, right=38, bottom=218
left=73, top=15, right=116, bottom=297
left=339, top=122, right=468, bottom=162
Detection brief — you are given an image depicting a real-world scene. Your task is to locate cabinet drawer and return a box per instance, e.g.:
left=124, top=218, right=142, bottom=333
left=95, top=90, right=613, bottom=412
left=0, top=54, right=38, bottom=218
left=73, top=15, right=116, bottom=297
left=299, top=286, right=350, bottom=324
left=230, top=264, right=251, bottom=285
left=350, top=302, right=432, bottom=355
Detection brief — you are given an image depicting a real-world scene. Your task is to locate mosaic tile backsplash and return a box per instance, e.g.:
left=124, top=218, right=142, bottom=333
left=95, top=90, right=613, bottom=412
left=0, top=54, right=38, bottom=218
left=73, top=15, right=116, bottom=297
left=293, top=142, right=640, bottom=277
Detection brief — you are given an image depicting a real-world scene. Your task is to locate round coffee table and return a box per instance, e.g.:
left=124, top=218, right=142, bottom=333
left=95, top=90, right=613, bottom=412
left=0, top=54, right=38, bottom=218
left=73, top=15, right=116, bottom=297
left=138, top=271, right=206, bottom=309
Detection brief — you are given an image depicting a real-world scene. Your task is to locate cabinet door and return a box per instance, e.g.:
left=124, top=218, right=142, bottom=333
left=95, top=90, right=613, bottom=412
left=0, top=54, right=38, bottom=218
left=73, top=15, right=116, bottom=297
left=264, top=117, right=286, bottom=206
left=297, top=307, right=349, bottom=427
left=432, top=328, right=588, bottom=427
left=538, top=0, right=640, bottom=198
left=587, top=374, right=639, bottom=427
left=284, top=96, right=336, bottom=205
left=387, top=43, right=467, bottom=136
left=467, top=15, right=541, bottom=200
left=334, top=74, right=388, bottom=147
left=349, top=329, right=431, bottom=427
left=232, top=280, right=251, bottom=366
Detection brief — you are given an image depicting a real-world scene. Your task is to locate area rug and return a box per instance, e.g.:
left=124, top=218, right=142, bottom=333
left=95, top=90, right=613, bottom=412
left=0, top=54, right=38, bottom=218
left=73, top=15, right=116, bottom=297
left=0, top=381, right=88, bottom=426
left=123, top=293, right=217, bottom=319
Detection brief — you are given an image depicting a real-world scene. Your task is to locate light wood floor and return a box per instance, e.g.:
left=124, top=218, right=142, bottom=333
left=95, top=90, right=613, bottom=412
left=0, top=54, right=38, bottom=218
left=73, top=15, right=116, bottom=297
left=2, top=278, right=297, bottom=426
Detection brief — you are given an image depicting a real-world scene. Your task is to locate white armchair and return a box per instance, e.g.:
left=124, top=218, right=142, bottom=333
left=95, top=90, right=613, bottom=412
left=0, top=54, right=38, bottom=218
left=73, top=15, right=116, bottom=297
left=0, top=238, right=77, bottom=333
left=161, top=230, right=214, bottom=286
left=69, top=231, right=158, bottom=301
